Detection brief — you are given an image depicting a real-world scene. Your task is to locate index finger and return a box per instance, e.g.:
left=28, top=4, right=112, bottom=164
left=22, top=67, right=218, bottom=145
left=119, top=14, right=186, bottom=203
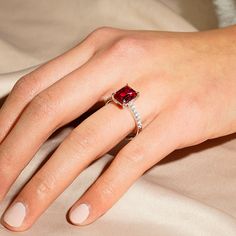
left=0, top=29, right=97, bottom=143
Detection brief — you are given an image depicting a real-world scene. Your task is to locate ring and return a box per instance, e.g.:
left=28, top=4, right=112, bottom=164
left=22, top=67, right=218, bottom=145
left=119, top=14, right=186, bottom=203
left=105, top=84, right=142, bottom=140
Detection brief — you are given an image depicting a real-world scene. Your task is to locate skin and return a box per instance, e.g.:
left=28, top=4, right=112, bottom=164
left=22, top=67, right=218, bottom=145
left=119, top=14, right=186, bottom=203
left=0, top=25, right=236, bottom=231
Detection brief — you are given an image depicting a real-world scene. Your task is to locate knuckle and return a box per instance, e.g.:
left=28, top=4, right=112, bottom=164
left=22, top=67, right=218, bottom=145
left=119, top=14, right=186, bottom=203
left=28, top=91, right=58, bottom=119
left=119, top=144, right=145, bottom=166
left=98, top=178, right=116, bottom=200
left=65, top=125, right=96, bottom=157
left=12, top=76, right=28, bottom=92
left=33, top=174, right=56, bottom=198
left=110, top=36, right=146, bottom=58
left=12, top=74, right=37, bottom=98
left=90, top=26, right=115, bottom=37
left=80, top=26, right=118, bottom=54
left=0, top=148, right=15, bottom=173
left=87, top=27, right=116, bottom=45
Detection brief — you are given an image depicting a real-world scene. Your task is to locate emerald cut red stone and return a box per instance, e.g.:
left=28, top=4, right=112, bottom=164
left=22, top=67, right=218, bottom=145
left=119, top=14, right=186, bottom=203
left=113, top=85, right=138, bottom=105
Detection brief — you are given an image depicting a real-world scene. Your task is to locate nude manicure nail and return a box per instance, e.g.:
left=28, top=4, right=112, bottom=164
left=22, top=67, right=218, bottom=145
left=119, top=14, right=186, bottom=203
left=70, top=203, right=90, bottom=225
left=3, top=202, right=26, bottom=228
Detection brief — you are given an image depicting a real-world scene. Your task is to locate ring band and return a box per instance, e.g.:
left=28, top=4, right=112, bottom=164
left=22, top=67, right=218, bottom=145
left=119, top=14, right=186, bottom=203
left=105, top=84, right=142, bottom=140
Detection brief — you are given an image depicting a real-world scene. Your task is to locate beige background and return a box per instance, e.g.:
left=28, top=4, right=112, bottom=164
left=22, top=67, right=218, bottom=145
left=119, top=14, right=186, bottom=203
left=160, top=0, right=218, bottom=29
left=0, top=1, right=236, bottom=235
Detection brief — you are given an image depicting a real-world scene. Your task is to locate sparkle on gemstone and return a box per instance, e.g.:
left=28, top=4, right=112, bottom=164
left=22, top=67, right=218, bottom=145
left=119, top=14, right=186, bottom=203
left=113, top=85, right=138, bottom=105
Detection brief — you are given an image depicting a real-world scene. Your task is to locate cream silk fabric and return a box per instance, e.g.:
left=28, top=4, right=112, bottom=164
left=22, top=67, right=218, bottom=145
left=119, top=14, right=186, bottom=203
left=0, top=1, right=236, bottom=235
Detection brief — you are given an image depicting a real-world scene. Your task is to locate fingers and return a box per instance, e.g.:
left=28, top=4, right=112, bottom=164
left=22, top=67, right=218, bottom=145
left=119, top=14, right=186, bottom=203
left=0, top=80, right=158, bottom=231
left=0, top=89, right=148, bottom=231
left=0, top=50, right=124, bottom=201
left=0, top=27, right=114, bottom=143
left=68, top=108, right=180, bottom=226
left=0, top=46, right=92, bottom=143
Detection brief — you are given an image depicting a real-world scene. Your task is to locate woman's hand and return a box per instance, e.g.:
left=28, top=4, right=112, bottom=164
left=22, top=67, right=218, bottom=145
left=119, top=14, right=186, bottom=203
left=1, top=26, right=236, bottom=231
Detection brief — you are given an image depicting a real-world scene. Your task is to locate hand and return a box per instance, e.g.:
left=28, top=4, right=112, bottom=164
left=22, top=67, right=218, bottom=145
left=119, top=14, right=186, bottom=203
left=0, top=26, right=236, bottom=232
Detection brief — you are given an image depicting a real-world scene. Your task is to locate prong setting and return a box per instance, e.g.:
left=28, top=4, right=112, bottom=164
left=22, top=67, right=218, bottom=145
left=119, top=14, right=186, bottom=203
left=106, top=84, right=142, bottom=140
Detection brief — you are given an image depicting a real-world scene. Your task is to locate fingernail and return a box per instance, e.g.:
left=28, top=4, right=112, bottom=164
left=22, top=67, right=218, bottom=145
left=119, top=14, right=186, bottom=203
left=70, top=203, right=90, bottom=225
left=3, top=202, right=26, bottom=227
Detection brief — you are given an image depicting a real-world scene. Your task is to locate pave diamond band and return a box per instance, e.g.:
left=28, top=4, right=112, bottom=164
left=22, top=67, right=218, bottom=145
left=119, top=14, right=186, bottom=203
left=105, top=84, right=142, bottom=140
left=126, top=100, right=142, bottom=139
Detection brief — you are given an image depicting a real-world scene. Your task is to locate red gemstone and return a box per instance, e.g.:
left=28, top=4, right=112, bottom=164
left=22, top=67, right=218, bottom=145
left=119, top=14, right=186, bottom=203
left=113, top=85, right=138, bottom=105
